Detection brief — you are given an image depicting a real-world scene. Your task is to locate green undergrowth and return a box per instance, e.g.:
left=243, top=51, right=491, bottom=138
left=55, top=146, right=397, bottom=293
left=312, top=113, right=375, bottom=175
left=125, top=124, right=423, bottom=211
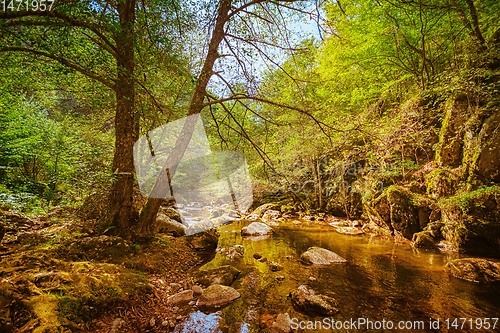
left=438, top=185, right=500, bottom=212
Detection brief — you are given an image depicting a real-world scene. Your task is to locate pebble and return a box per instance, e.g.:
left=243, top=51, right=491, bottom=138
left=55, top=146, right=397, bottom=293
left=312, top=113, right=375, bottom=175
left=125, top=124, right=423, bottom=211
left=309, top=276, right=317, bottom=282
left=150, top=318, right=155, bottom=326
left=189, top=300, right=196, bottom=306
left=161, top=320, right=169, bottom=326
left=176, top=315, right=183, bottom=320
left=286, top=255, right=293, bottom=260
left=275, top=276, right=285, bottom=281
left=192, top=285, right=203, bottom=295
left=172, top=306, right=180, bottom=312
left=170, top=321, right=176, bottom=328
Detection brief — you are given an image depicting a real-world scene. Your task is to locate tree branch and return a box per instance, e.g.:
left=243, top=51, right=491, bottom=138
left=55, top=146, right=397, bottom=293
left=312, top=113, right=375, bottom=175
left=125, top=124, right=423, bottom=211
left=0, top=10, right=117, bottom=53
left=0, top=46, right=115, bottom=89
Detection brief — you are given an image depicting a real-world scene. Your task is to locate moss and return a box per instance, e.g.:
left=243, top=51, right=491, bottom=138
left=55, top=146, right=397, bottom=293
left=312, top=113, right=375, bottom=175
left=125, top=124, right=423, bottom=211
left=446, top=258, right=500, bottom=282
left=439, top=185, right=500, bottom=212
left=435, top=97, right=454, bottom=164
left=26, top=295, right=61, bottom=333
left=386, top=186, right=421, bottom=239
left=412, top=231, right=436, bottom=247
left=425, top=168, right=458, bottom=198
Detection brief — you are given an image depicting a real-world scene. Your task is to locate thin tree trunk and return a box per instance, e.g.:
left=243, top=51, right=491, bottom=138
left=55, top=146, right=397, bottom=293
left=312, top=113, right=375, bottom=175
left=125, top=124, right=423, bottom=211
left=137, top=0, right=232, bottom=237
left=465, top=0, right=485, bottom=46
left=317, top=160, right=323, bottom=210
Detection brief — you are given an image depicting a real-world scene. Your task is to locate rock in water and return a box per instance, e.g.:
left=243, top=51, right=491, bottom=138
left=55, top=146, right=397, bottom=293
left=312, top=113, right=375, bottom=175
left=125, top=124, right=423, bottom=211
left=267, top=261, right=283, bottom=271
left=290, top=285, right=339, bottom=315
left=196, top=285, right=240, bottom=308
left=411, top=231, right=436, bottom=248
left=272, top=313, right=292, bottom=333
left=166, top=290, right=194, bottom=306
left=192, top=265, right=240, bottom=287
left=300, top=247, right=346, bottom=265
left=445, top=258, right=500, bottom=283
left=262, top=210, right=282, bottom=222
left=241, top=222, right=273, bottom=236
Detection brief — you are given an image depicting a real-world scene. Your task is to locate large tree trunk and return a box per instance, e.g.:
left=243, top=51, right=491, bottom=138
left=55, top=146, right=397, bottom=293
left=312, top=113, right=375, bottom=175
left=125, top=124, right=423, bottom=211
left=136, top=0, right=232, bottom=237
left=107, top=0, right=138, bottom=237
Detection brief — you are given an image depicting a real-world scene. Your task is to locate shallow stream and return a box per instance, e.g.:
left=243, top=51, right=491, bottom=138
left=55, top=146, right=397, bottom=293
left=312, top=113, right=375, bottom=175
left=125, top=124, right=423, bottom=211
left=176, top=219, right=500, bottom=332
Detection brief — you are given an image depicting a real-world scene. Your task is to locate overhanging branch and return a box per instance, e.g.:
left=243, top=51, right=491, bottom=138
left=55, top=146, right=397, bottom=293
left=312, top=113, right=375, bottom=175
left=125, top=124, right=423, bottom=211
left=0, top=46, right=115, bottom=89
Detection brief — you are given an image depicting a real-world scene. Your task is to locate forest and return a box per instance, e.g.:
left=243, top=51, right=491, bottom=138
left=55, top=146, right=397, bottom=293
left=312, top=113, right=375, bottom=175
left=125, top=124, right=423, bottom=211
left=1, top=0, right=500, bottom=332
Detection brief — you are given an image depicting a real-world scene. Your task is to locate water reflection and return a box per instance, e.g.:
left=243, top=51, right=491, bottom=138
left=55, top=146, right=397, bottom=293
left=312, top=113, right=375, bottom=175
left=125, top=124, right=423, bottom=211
left=181, top=220, right=500, bottom=332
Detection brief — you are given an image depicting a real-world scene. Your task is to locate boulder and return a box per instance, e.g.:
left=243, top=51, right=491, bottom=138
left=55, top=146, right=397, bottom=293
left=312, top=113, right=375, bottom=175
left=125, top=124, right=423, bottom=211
left=160, top=207, right=185, bottom=224
left=192, top=265, right=240, bottom=288
left=441, top=187, right=500, bottom=257
left=469, top=113, right=500, bottom=184
left=364, top=193, right=392, bottom=232
left=156, top=214, right=186, bottom=237
left=289, top=285, right=339, bottom=315
left=425, top=168, right=458, bottom=199
left=262, top=210, right=282, bottom=222
left=241, top=222, right=273, bottom=236
left=427, top=222, right=443, bottom=238
left=411, top=231, right=436, bottom=248
left=196, top=284, right=240, bottom=308
left=271, top=313, right=292, bottom=333
left=429, top=208, right=442, bottom=223
left=445, top=258, right=500, bottom=283
left=300, top=247, right=346, bottom=265
left=386, top=187, right=421, bottom=239
left=166, top=290, right=194, bottom=306
left=186, top=228, right=219, bottom=251
left=435, top=95, right=468, bottom=168
left=248, top=203, right=281, bottom=219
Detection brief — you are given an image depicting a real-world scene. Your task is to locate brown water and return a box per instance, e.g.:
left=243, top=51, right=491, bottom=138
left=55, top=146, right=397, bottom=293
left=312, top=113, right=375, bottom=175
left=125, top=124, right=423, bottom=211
left=175, top=219, right=500, bottom=333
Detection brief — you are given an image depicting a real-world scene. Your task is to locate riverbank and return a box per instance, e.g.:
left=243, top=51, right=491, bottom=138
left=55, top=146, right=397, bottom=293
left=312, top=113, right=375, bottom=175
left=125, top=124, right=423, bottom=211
left=1, top=204, right=500, bottom=332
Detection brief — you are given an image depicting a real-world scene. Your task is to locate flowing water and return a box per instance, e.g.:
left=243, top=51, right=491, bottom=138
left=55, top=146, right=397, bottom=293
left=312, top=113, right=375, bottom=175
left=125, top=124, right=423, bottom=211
left=175, top=218, right=500, bottom=332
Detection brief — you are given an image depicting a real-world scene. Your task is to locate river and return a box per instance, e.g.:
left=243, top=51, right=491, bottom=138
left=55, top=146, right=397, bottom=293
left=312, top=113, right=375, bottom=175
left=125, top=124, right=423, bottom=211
left=175, top=218, right=500, bottom=332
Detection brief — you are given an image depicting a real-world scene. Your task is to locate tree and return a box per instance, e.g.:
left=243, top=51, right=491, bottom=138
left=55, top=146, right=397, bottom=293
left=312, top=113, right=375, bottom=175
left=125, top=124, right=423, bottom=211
left=0, top=0, right=193, bottom=237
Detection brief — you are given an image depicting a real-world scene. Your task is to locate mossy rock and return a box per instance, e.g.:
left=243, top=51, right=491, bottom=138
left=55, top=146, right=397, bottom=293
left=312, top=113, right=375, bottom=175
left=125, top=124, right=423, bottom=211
left=453, top=215, right=500, bottom=257
left=289, top=285, right=339, bottom=316
left=425, top=168, right=459, bottom=199
left=467, top=113, right=500, bottom=185
left=386, top=187, right=421, bottom=239
left=185, top=228, right=219, bottom=251
left=412, top=231, right=436, bottom=248
left=160, top=207, right=185, bottom=224
left=440, top=187, right=500, bottom=256
left=196, top=284, right=240, bottom=308
left=435, top=95, right=469, bottom=168
left=192, top=265, right=241, bottom=288
left=250, top=203, right=282, bottom=219
left=445, top=258, right=500, bottom=283
left=364, top=193, right=392, bottom=232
